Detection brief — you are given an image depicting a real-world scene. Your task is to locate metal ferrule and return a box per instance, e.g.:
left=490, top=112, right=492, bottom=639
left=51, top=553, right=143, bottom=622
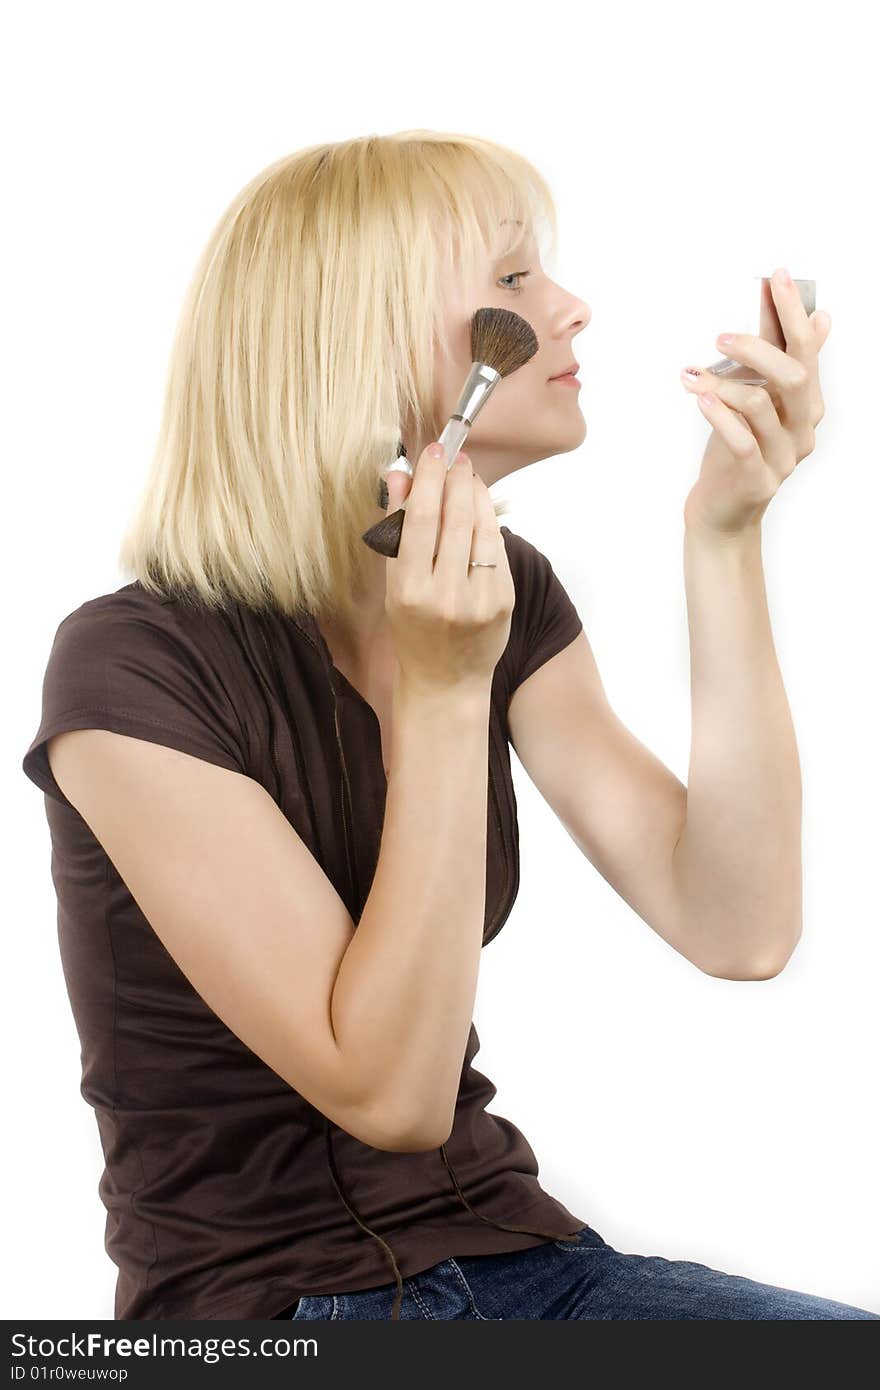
left=381, top=360, right=503, bottom=484
left=450, top=361, right=502, bottom=426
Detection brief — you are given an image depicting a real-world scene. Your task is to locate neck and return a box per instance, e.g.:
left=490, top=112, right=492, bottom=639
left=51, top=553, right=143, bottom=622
left=319, top=501, right=394, bottom=676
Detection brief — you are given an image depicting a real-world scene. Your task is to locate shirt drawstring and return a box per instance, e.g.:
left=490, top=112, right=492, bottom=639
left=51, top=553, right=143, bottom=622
left=324, top=1116, right=583, bottom=1321
left=259, top=606, right=584, bottom=1322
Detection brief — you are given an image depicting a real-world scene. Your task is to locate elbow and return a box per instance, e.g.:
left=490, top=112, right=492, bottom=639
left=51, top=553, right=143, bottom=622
left=386, top=1110, right=455, bottom=1154
left=699, top=931, right=802, bottom=982
left=386, top=1128, right=451, bottom=1155
left=344, top=1063, right=455, bottom=1152
left=702, top=958, right=783, bottom=982
left=360, top=1098, right=454, bottom=1154
left=374, top=1120, right=453, bottom=1154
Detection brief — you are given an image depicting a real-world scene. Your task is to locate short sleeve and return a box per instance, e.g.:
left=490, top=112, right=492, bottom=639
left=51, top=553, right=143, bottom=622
left=501, top=526, right=584, bottom=692
left=22, top=592, right=248, bottom=811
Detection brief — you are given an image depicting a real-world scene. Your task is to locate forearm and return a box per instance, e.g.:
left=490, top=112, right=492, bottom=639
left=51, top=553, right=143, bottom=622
left=673, top=522, right=802, bottom=978
left=332, top=670, right=491, bottom=1148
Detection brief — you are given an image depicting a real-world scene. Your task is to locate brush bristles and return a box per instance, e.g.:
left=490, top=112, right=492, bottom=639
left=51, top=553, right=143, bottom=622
left=362, top=508, right=405, bottom=558
left=469, top=306, right=538, bottom=377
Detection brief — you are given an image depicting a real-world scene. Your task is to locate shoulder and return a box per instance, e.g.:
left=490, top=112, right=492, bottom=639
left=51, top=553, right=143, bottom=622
left=498, top=525, right=584, bottom=693
left=24, top=583, right=249, bottom=807
left=500, top=524, right=567, bottom=593
left=499, top=523, right=537, bottom=573
left=46, top=581, right=249, bottom=686
left=499, top=524, right=580, bottom=617
left=55, top=580, right=217, bottom=642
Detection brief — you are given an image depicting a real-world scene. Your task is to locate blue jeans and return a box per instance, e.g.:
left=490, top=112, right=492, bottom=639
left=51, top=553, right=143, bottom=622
left=290, top=1223, right=879, bottom=1320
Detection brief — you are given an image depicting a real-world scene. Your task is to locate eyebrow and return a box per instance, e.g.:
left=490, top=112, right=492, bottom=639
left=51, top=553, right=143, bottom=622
left=493, top=219, right=532, bottom=263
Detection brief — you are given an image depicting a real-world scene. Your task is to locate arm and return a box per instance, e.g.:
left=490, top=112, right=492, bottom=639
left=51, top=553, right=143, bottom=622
left=507, top=534, right=798, bottom=981
left=509, top=280, right=821, bottom=982
left=671, top=521, right=802, bottom=979
left=332, top=669, right=492, bottom=1150
left=45, top=674, right=492, bottom=1155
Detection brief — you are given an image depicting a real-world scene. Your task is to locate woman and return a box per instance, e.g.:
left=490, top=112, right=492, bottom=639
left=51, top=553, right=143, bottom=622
left=22, top=131, right=876, bottom=1320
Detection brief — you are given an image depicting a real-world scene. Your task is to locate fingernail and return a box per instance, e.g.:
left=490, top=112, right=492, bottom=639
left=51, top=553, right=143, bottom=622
left=717, top=333, right=735, bottom=347
left=682, top=366, right=702, bottom=379
left=776, top=267, right=792, bottom=287
left=427, top=443, right=445, bottom=459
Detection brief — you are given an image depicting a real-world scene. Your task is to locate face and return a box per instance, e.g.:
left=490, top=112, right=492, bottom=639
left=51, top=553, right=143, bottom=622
left=423, top=229, right=591, bottom=487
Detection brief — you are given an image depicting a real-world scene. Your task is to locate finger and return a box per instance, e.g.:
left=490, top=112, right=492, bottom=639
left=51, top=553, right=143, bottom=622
left=767, top=267, right=817, bottom=365
left=385, top=465, right=412, bottom=512
left=693, top=388, right=758, bottom=460
left=468, top=471, right=507, bottom=576
left=809, top=308, right=832, bottom=350
left=433, top=451, right=476, bottom=579
left=707, top=329, right=809, bottom=394
left=396, top=443, right=450, bottom=578
left=713, top=380, right=792, bottom=474
left=681, top=364, right=810, bottom=468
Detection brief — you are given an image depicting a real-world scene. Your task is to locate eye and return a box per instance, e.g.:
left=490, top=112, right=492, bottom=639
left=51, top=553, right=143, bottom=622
left=497, top=270, right=531, bottom=294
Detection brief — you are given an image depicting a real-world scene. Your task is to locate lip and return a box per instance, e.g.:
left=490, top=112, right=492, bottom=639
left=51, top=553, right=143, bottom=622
left=548, top=361, right=580, bottom=381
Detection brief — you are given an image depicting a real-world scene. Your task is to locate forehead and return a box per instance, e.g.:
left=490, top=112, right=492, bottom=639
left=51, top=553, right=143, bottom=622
left=495, top=217, right=534, bottom=255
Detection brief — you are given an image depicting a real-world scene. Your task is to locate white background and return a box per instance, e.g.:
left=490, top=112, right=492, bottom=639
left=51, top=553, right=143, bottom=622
left=6, top=0, right=878, bottom=1319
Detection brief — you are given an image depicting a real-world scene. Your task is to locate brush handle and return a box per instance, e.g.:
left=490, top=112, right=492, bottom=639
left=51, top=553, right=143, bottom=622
left=706, top=356, right=769, bottom=388
left=437, top=417, right=469, bottom=467
left=370, top=419, right=471, bottom=560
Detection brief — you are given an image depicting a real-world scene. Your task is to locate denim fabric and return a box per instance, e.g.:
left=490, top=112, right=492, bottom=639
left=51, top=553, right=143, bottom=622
left=289, top=1223, right=879, bottom=1320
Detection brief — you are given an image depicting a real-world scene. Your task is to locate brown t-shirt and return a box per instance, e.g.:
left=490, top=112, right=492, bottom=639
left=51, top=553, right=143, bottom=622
left=22, top=525, right=588, bottom=1321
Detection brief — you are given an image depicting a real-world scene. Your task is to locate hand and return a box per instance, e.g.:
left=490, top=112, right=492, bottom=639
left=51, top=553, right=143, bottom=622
left=384, top=445, right=515, bottom=694
left=679, top=267, right=832, bottom=538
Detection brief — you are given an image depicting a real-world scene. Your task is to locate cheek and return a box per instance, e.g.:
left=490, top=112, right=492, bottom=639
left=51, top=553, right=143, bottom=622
left=475, top=380, right=559, bottom=441
left=514, top=377, right=560, bottom=417
left=438, top=365, right=564, bottom=440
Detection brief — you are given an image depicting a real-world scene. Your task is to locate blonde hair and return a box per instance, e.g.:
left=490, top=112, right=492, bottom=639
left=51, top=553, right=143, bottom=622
left=117, top=130, right=558, bottom=629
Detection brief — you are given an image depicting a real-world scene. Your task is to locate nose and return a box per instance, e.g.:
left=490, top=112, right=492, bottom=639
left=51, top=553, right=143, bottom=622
left=551, top=282, right=591, bottom=337
left=570, top=295, right=591, bottom=331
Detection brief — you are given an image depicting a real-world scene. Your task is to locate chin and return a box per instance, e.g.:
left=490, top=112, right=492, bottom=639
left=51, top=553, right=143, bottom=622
left=569, top=413, right=588, bottom=448
left=540, top=413, right=588, bottom=456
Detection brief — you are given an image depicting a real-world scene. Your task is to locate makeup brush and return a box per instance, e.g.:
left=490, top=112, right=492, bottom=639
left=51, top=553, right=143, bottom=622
left=361, top=306, right=539, bottom=558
